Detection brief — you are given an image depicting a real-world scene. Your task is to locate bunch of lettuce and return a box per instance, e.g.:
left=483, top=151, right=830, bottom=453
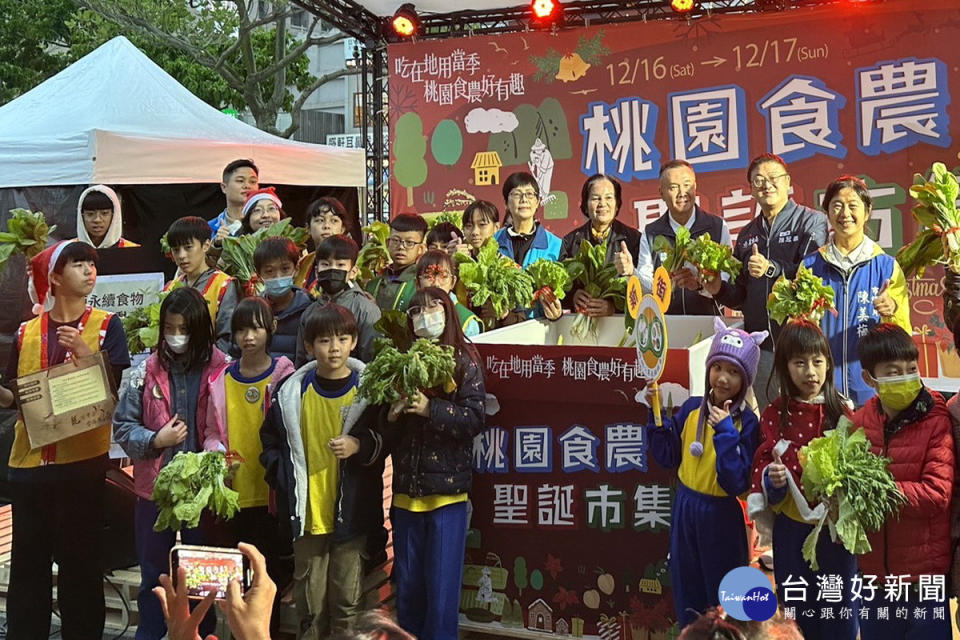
left=563, top=240, right=626, bottom=338
left=685, top=234, right=741, bottom=282
left=356, top=221, right=392, bottom=287
left=152, top=451, right=240, bottom=532
left=526, top=258, right=572, bottom=302
left=220, top=219, right=309, bottom=285
left=427, top=210, right=463, bottom=230
left=455, top=240, right=534, bottom=327
left=799, top=416, right=905, bottom=570
left=121, top=281, right=183, bottom=354
left=896, top=162, right=960, bottom=277
left=0, top=208, right=56, bottom=274
left=651, top=226, right=691, bottom=273
left=358, top=338, right=457, bottom=405
left=767, top=264, right=836, bottom=325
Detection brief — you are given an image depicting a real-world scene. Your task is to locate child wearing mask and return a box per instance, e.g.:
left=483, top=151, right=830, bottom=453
left=253, top=237, right=313, bottom=363
left=295, top=235, right=381, bottom=366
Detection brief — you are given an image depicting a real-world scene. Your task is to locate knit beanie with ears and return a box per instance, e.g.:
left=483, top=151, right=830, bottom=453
left=690, top=317, right=768, bottom=457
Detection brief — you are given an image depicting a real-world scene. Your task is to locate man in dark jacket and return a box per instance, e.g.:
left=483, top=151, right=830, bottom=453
left=704, top=153, right=828, bottom=409
left=616, top=160, right=730, bottom=316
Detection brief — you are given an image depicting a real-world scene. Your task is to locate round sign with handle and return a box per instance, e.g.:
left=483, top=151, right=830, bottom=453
left=634, top=295, right=668, bottom=427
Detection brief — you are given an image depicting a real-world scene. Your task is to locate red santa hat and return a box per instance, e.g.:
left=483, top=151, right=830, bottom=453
left=28, top=239, right=78, bottom=316
left=241, top=187, right=283, bottom=219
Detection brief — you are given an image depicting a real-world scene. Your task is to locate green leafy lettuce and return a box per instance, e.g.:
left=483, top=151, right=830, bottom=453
left=356, top=221, right=392, bottom=287
left=220, top=219, right=309, bottom=285
left=799, top=416, right=905, bottom=570
left=563, top=240, right=626, bottom=338
left=152, top=451, right=240, bottom=532
left=896, top=162, right=960, bottom=277
left=455, top=239, right=534, bottom=327
left=121, top=281, right=183, bottom=354
left=651, top=226, right=691, bottom=273
left=767, top=264, right=836, bottom=325
left=0, top=208, right=56, bottom=274
left=426, top=210, right=463, bottom=230
left=685, top=233, right=741, bottom=282
left=358, top=338, right=457, bottom=405
left=526, top=258, right=572, bottom=302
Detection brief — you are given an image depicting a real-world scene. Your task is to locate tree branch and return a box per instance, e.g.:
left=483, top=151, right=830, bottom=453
left=249, top=31, right=347, bottom=83
left=279, top=66, right=359, bottom=138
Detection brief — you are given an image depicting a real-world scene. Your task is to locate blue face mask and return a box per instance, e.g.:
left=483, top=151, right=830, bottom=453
left=263, top=276, right=294, bottom=298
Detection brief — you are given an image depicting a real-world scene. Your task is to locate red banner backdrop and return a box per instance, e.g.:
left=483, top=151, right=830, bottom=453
left=388, top=0, right=960, bottom=370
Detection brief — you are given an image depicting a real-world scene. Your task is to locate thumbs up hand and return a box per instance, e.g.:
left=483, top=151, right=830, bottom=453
left=707, top=399, right=733, bottom=427
left=872, top=279, right=897, bottom=317
left=747, top=242, right=770, bottom=279
left=614, top=240, right=634, bottom=276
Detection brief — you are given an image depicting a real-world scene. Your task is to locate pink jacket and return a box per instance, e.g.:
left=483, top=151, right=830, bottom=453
left=204, top=356, right=295, bottom=452
left=133, top=349, right=227, bottom=499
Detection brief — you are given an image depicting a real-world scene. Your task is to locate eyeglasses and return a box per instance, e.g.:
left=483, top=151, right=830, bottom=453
left=751, top=174, right=789, bottom=189
left=253, top=204, right=280, bottom=214
left=82, top=209, right=112, bottom=220
left=407, top=299, right=443, bottom=317
left=509, top=190, right=539, bottom=202
left=387, top=237, right=422, bottom=249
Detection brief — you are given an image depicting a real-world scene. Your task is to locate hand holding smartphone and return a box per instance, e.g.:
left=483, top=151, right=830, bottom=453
left=170, top=544, right=251, bottom=600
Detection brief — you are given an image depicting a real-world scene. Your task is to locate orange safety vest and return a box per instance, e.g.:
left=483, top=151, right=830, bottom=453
left=166, top=270, right=233, bottom=324
left=9, top=307, right=113, bottom=469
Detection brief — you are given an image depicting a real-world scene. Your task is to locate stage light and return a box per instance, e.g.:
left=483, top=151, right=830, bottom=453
left=670, top=0, right=695, bottom=13
left=391, top=3, right=419, bottom=38
left=531, top=0, right=562, bottom=25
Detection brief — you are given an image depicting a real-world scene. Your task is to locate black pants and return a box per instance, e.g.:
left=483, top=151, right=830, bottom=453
left=8, top=470, right=106, bottom=639
left=227, top=506, right=294, bottom=637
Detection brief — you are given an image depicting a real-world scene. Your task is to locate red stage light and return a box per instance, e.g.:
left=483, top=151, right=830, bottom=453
left=670, top=0, right=695, bottom=12
left=391, top=4, right=419, bottom=38
left=532, top=0, right=560, bottom=22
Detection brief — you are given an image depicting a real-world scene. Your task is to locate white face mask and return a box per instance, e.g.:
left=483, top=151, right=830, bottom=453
left=413, top=309, right=445, bottom=339
left=165, top=334, right=190, bottom=354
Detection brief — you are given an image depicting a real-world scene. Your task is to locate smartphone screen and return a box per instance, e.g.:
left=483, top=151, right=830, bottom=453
left=170, top=545, right=249, bottom=600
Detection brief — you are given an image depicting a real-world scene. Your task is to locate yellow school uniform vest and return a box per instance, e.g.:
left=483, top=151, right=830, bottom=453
left=677, top=406, right=744, bottom=498
left=9, top=308, right=113, bottom=469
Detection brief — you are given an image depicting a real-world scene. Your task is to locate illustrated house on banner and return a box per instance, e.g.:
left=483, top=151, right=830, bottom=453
left=471, top=151, right=503, bottom=185
left=555, top=618, right=570, bottom=636
left=527, top=598, right=554, bottom=633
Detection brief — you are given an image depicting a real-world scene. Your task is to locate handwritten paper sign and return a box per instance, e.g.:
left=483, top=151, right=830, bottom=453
left=16, top=351, right=117, bottom=449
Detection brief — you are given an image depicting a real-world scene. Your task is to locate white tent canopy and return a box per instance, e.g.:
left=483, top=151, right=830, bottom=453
left=0, top=36, right=365, bottom=188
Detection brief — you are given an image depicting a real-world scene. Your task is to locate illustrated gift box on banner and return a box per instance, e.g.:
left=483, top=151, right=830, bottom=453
left=571, top=617, right=584, bottom=638
left=912, top=325, right=939, bottom=378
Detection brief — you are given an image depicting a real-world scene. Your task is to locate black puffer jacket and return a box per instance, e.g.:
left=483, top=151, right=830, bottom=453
left=380, top=354, right=487, bottom=496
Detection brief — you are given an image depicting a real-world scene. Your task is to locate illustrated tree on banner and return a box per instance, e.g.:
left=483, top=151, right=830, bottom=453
left=394, top=112, right=428, bottom=208
left=431, top=119, right=464, bottom=167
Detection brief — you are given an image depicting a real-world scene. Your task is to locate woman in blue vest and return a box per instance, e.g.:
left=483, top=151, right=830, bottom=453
left=491, top=171, right=563, bottom=325
left=802, top=175, right=911, bottom=406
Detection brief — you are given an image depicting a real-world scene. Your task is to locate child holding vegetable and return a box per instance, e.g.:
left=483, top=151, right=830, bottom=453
left=747, top=320, right=857, bottom=640
left=853, top=324, right=953, bottom=640
left=647, top=317, right=767, bottom=629
left=366, top=213, right=427, bottom=313
left=165, top=215, right=239, bottom=355
left=205, top=296, right=295, bottom=635
left=113, top=286, right=227, bottom=640
left=377, top=287, right=486, bottom=640
left=295, top=234, right=381, bottom=366
left=416, top=250, right=482, bottom=337
left=296, top=197, right=352, bottom=295
left=260, top=304, right=385, bottom=639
